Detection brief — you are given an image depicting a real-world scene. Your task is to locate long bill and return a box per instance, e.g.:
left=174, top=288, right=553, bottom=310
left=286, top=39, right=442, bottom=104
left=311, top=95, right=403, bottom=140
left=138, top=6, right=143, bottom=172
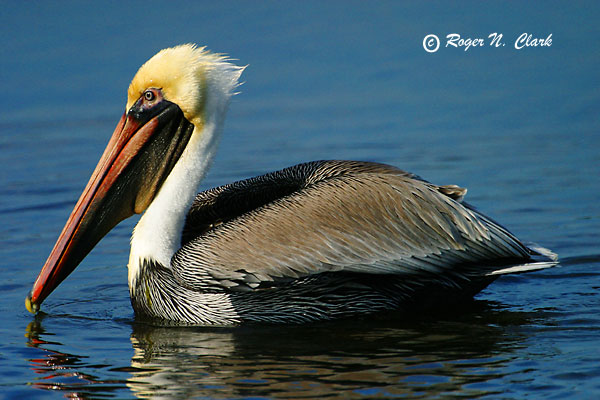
left=26, top=101, right=194, bottom=313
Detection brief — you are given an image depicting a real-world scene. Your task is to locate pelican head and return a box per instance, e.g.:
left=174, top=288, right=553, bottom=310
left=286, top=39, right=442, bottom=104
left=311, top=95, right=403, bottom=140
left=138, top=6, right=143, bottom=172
left=26, top=44, right=244, bottom=313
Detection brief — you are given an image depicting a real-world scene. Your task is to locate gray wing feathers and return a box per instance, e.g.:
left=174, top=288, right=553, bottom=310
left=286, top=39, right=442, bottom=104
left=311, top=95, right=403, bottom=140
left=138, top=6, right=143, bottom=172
left=171, top=161, right=537, bottom=292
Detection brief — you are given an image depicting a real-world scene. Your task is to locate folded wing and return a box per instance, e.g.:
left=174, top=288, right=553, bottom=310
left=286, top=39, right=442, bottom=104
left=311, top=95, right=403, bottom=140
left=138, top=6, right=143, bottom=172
left=172, top=161, right=553, bottom=292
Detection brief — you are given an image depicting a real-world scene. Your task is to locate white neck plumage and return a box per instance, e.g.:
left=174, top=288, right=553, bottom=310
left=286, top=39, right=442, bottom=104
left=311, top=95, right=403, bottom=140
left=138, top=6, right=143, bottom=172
left=127, top=60, right=243, bottom=291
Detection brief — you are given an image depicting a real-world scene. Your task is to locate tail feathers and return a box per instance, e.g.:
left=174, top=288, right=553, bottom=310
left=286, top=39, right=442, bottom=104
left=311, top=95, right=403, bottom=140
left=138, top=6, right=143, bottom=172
left=487, top=244, right=558, bottom=276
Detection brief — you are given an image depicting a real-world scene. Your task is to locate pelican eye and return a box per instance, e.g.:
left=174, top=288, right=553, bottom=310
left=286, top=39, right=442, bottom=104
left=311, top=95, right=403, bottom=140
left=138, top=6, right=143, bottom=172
left=144, top=90, right=156, bottom=102
left=129, top=88, right=164, bottom=118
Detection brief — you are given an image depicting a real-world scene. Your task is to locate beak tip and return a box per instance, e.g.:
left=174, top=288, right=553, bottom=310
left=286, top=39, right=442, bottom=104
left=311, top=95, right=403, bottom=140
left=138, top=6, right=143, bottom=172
left=25, top=293, right=39, bottom=314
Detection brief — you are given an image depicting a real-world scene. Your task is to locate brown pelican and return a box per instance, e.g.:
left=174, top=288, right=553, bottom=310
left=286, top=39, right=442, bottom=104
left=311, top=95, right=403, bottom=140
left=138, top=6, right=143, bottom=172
left=25, top=44, right=557, bottom=325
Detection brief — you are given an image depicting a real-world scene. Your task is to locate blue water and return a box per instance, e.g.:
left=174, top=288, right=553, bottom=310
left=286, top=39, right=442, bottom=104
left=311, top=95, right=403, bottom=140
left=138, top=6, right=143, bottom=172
left=1, top=1, right=599, bottom=398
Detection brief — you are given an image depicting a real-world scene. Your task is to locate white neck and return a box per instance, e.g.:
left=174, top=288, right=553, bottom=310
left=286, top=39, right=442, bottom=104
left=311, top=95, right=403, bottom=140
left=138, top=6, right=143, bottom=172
left=128, top=120, right=219, bottom=273
left=128, top=61, right=242, bottom=290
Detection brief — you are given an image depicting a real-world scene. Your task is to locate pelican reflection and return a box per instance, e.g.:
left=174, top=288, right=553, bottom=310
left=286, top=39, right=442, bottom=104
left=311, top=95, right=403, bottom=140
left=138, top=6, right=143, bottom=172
left=26, top=305, right=536, bottom=399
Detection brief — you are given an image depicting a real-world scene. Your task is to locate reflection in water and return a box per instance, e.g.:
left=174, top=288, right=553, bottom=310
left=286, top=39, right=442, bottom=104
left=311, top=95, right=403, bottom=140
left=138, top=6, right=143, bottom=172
left=25, top=318, right=129, bottom=398
left=26, top=302, right=538, bottom=399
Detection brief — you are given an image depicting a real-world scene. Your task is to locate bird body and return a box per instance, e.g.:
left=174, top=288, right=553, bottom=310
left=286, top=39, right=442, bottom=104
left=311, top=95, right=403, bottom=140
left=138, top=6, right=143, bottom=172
left=26, top=44, right=557, bottom=325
